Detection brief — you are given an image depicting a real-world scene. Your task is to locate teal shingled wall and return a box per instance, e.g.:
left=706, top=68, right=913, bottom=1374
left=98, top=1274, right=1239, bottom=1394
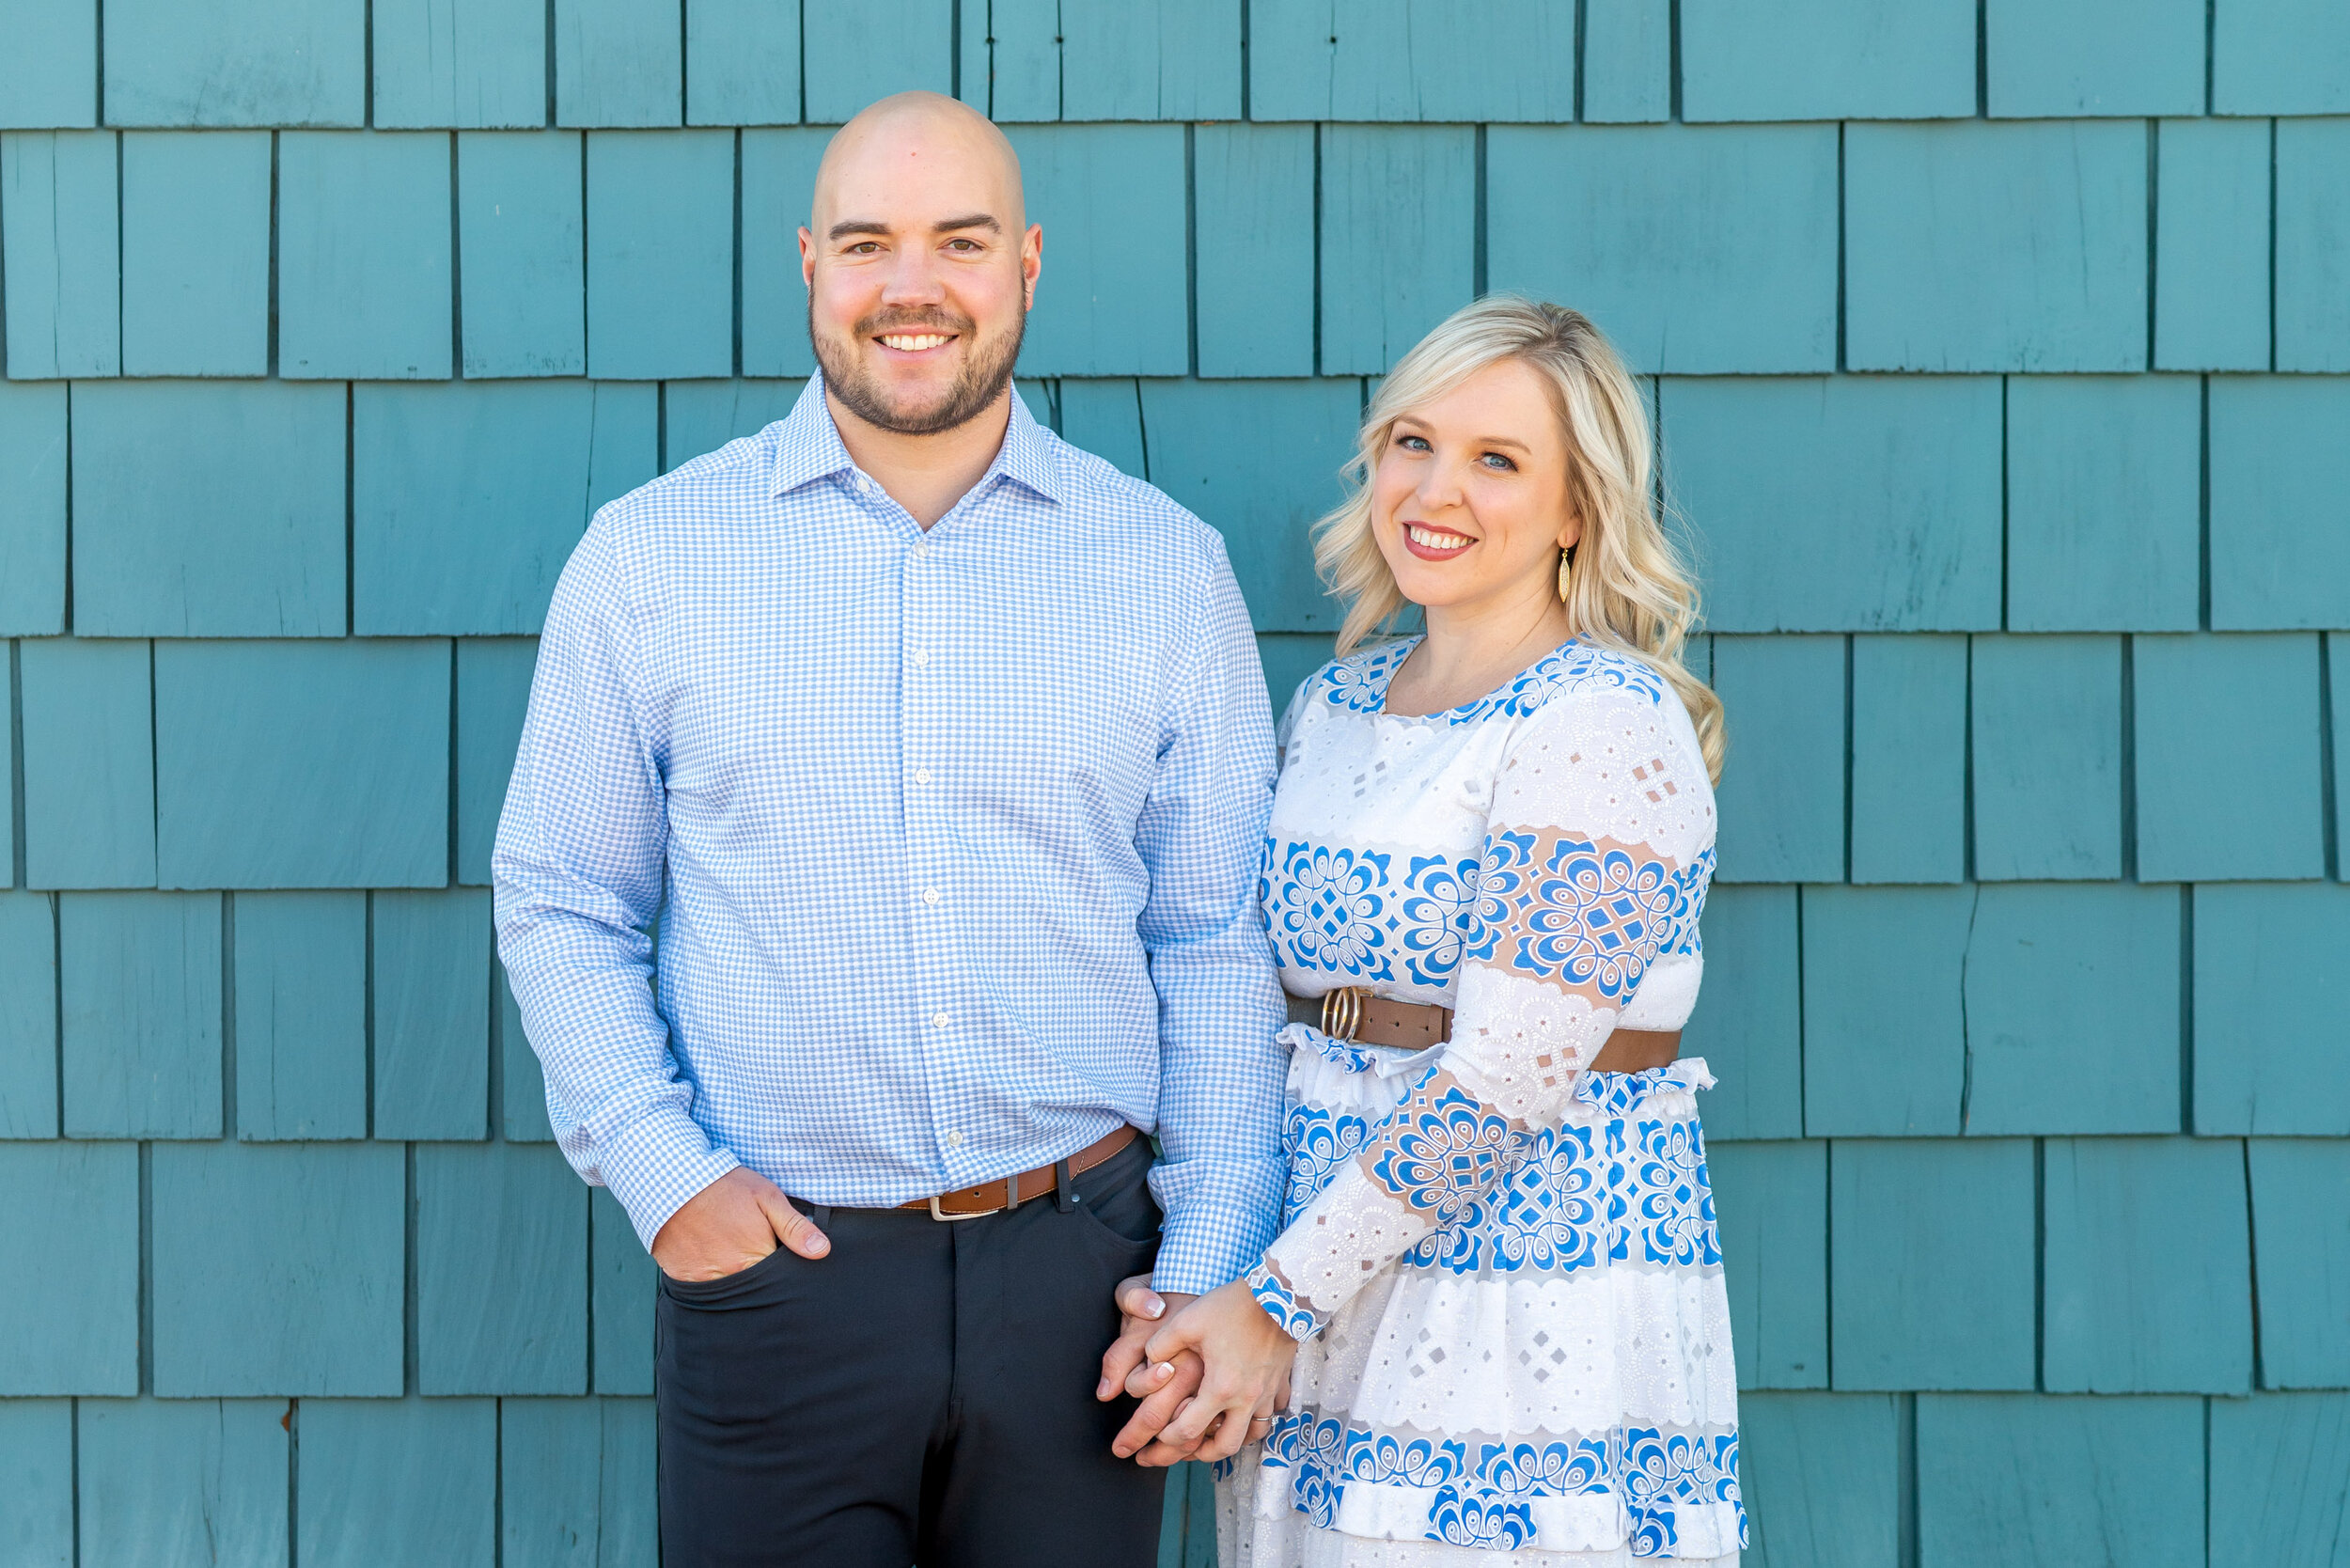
left=4, top=3, right=2349, bottom=1563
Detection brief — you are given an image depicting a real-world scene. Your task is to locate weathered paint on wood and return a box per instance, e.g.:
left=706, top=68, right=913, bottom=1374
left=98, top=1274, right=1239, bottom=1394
left=2194, top=885, right=2350, bottom=1137
left=1848, top=635, right=1968, bottom=885
left=1679, top=886, right=1804, bottom=1141
left=0, top=382, right=69, bottom=635
left=0, top=1142, right=138, bottom=1394
left=2208, top=376, right=2350, bottom=631
left=19, top=638, right=157, bottom=890
left=553, top=0, right=680, bottom=128
left=0, top=893, right=59, bottom=1139
left=1318, top=125, right=1475, bottom=377
left=59, top=891, right=223, bottom=1140
left=1917, top=1393, right=2205, bottom=1568
left=457, top=639, right=540, bottom=886
left=77, top=1398, right=288, bottom=1567
left=1738, top=1392, right=1901, bottom=1568
left=277, top=132, right=456, bottom=380
left=149, top=1140, right=405, bottom=1396
left=1194, top=125, right=1316, bottom=380
left=585, top=130, right=735, bottom=380
left=298, top=1398, right=497, bottom=1568
left=684, top=0, right=801, bottom=126
left=0, top=1399, right=72, bottom=1568
left=417, top=1141, right=588, bottom=1394
left=1801, top=886, right=1972, bottom=1137
left=501, top=1397, right=658, bottom=1568
left=373, top=0, right=548, bottom=129
left=371, top=887, right=494, bottom=1140
left=1009, top=125, right=1190, bottom=378
left=154, top=638, right=451, bottom=889
left=102, top=0, right=364, bottom=126
left=1969, top=635, right=2123, bottom=881
left=0, top=131, right=119, bottom=379
left=2154, top=120, right=2274, bottom=371
left=2214, top=0, right=2350, bottom=114
left=2207, top=1393, right=2350, bottom=1567
left=1985, top=0, right=2204, bottom=116
left=592, top=1186, right=655, bottom=1395
left=0, top=4, right=96, bottom=128
left=2277, top=118, right=2350, bottom=373
left=1680, top=0, right=1975, bottom=121
left=2247, top=1140, right=2350, bottom=1391
left=738, top=129, right=828, bottom=379
left=664, top=380, right=809, bottom=472
left=119, top=132, right=272, bottom=376
left=2134, top=634, right=2326, bottom=882
left=1709, top=1139, right=1828, bottom=1389
left=232, top=891, right=368, bottom=1141
left=1707, top=636, right=1845, bottom=884
left=459, top=131, right=589, bottom=377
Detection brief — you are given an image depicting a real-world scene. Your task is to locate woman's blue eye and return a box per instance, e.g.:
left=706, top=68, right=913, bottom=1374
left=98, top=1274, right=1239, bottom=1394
left=1398, top=434, right=1431, bottom=451
left=1481, top=452, right=1517, bottom=471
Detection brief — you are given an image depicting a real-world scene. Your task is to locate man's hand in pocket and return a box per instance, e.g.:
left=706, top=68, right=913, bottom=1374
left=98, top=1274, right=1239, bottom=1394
left=650, top=1167, right=830, bottom=1281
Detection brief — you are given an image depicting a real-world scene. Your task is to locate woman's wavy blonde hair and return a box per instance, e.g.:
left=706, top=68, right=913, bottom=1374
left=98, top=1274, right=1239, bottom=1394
left=1314, top=294, right=1724, bottom=782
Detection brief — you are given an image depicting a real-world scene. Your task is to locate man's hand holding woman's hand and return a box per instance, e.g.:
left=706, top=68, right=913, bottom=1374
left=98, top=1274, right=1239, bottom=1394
left=650, top=1167, right=831, bottom=1281
left=1098, top=1274, right=1294, bottom=1466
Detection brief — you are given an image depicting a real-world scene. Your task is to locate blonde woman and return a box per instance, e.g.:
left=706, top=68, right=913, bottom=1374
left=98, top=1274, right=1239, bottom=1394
left=1106, top=297, right=1742, bottom=1565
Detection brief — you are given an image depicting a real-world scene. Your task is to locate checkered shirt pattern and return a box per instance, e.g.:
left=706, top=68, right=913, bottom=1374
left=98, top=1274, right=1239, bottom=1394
left=493, top=378, right=1290, bottom=1294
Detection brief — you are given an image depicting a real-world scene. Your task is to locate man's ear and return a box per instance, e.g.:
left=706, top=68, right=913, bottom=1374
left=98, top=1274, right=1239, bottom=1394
left=799, top=227, right=817, bottom=290
left=1023, top=223, right=1042, bottom=309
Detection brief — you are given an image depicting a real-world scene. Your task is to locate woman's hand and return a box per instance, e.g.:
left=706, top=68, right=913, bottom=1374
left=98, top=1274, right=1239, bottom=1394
left=1100, top=1275, right=1211, bottom=1464
left=1131, top=1278, right=1299, bottom=1465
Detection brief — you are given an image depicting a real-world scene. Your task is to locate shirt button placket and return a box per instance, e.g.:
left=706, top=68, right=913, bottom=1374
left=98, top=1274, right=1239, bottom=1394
left=904, top=530, right=961, bottom=1174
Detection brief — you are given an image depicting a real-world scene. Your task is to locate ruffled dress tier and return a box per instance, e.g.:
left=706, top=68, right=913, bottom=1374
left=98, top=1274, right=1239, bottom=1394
left=1218, top=639, right=1744, bottom=1568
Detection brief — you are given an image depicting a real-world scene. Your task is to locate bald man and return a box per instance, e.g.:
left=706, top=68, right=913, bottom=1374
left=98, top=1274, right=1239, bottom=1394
left=494, top=92, right=1288, bottom=1566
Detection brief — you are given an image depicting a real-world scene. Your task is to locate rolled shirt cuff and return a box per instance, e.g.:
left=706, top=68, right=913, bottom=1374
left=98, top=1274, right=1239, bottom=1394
left=1147, top=1155, right=1287, bottom=1296
left=589, top=1105, right=743, bottom=1254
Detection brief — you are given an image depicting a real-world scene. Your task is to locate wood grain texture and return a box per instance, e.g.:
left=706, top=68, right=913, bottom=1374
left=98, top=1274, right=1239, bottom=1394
left=1738, top=1393, right=1901, bottom=1568
left=69, top=381, right=348, bottom=639
left=0, top=1142, right=138, bottom=1394
left=102, top=0, right=364, bottom=126
left=2194, top=885, right=2350, bottom=1136
left=585, top=130, right=734, bottom=380
left=1968, top=635, right=2123, bottom=881
left=1985, top=0, right=2203, bottom=116
left=1133, top=377, right=1361, bottom=634
left=0, top=131, right=119, bottom=378
left=372, top=0, right=548, bottom=128
left=684, top=0, right=801, bottom=126
left=1846, top=120, right=2148, bottom=373
left=2208, top=1393, right=2350, bottom=1566
left=2247, top=1140, right=2350, bottom=1390
left=298, top=1398, right=496, bottom=1568
left=2213, top=0, right=2350, bottom=114
left=459, top=131, right=588, bottom=378
left=1582, top=0, right=1672, bottom=122
left=1707, top=635, right=1845, bottom=884
left=1831, top=1139, right=2036, bottom=1390
left=801, top=0, right=953, bottom=126
left=0, top=3, right=96, bottom=128
left=76, top=1399, right=288, bottom=1567
left=416, top=1141, right=588, bottom=1394
left=1801, top=886, right=1973, bottom=1137
left=1058, top=0, right=1241, bottom=121
left=59, top=891, right=223, bottom=1140
left=738, top=130, right=826, bottom=378
left=456, top=639, right=539, bottom=886
left=1317, top=125, right=1475, bottom=377
left=1194, top=124, right=1315, bottom=380
left=2154, top=119, right=2273, bottom=371
left=1681, top=0, right=1976, bottom=120
left=0, top=892, right=59, bottom=1138
left=2133, top=634, right=2326, bottom=882
left=1917, top=1393, right=2204, bottom=1567
left=1961, top=883, right=2183, bottom=1136
left=2044, top=1137, right=2253, bottom=1393
left=1708, top=1139, right=1828, bottom=1389
left=592, top=1186, right=655, bottom=1394
left=1679, top=885, right=1804, bottom=1141
left=371, top=887, right=494, bottom=1140
left=355, top=380, right=657, bottom=635
left=150, top=1141, right=405, bottom=1396
left=1848, top=634, right=1968, bottom=884
left=154, top=638, right=450, bottom=889
left=1249, top=0, right=1574, bottom=121
left=1057, top=380, right=1147, bottom=478
left=1660, top=376, right=2002, bottom=632
left=19, top=638, right=156, bottom=889
left=0, top=381, right=68, bottom=635
left=232, top=891, right=368, bottom=1141
left=1009, top=125, right=1189, bottom=378
left=1490, top=126, right=1839, bottom=376
left=2276, top=118, right=2350, bottom=373
left=2209, top=376, right=2350, bottom=631
left=553, top=0, right=680, bottom=127
left=277, top=131, right=455, bottom=379
left=2005, top=375, right=2203, bottom=631
left=119, top=132, right=271, bottom=375
left=0, top=1399, right=72, bottom=1568
left=500, top=1398, right=658, bottom=1568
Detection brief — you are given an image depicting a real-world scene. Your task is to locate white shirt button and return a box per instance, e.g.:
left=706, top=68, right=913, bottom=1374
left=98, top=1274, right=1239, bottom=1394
left=913, top=649, right=931, bottom=667
left=946, top=1129, right=964, bottom=1148
left=922, top=886, right=940, bottom=905
left=914, top=768, right=932, bottom=785
left=932, top=1011, right=949, bottom=1029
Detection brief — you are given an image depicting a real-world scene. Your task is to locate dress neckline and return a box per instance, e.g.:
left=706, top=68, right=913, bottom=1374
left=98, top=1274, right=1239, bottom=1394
left=1324, top=635, right=1597, bottom=726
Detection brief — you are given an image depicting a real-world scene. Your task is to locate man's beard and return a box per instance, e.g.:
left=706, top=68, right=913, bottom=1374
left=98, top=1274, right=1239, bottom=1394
left=811, top=304, right=1026, bottom=436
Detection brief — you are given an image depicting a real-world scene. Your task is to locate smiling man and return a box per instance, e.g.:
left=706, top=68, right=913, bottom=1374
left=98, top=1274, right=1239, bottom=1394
left=492, top=92, right=1287, bottom=1567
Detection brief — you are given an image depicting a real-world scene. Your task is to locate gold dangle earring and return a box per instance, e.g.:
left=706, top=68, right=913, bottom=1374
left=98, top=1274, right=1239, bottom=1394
left=1557, top=544, right=1575, bottom=603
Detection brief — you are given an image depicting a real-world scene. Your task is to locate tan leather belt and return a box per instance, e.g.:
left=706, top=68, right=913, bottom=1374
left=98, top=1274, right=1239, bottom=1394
left=896, top=1124, right=1141, bottom=1220
left=1289, top=988, right=1681, bottom=1075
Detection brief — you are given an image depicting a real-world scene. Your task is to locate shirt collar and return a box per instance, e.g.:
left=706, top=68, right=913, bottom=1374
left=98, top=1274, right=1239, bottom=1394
left=767, top=373, right=1064, bottom=507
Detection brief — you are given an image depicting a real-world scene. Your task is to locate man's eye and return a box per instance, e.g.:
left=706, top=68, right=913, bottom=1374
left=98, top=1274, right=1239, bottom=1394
left=946, top=239, right=981, bottom=252
left=848, top=242, right=881, bottom=255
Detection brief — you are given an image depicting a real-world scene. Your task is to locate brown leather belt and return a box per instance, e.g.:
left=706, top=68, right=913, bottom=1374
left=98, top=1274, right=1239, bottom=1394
left=896, top=1124, right=1142, bottom=1219
left=1289, top=988, right=1681, bottom=1075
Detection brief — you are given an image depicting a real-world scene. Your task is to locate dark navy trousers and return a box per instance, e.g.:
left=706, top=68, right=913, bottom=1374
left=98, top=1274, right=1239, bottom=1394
left=654, top=1137, right=1169, bottom=1567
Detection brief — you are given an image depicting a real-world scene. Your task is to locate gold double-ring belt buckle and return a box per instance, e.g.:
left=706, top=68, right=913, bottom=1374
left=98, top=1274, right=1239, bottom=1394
left=1320, top=985, right=1369, bottom=1042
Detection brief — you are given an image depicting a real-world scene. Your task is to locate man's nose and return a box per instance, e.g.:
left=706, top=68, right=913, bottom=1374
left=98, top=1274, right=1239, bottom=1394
left=877, top=246, right=948, bottom=306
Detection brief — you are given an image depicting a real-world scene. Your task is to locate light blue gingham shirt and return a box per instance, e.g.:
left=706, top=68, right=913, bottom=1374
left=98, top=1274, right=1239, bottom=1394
left=493, top=377, right=1289, bottom=1294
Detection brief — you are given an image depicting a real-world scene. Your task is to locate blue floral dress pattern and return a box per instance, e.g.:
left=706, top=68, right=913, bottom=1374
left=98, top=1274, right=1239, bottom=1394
left=1221, top=641, right=1742, bottom=1568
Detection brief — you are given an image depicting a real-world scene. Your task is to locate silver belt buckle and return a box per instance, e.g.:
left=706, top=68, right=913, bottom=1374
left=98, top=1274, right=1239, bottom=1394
left=928, top=1194, right=992, bottom=1221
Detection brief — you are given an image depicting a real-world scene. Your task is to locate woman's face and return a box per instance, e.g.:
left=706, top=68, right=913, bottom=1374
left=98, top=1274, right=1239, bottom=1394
left=1370, top=357, right=1580, bottom=618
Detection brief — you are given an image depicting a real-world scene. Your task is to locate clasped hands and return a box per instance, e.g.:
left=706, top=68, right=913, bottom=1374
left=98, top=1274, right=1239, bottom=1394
left=1095, top=1274, right=1296, bottom=1466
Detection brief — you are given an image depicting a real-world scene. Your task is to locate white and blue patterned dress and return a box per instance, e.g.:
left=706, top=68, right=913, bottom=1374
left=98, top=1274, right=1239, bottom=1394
left=1220, top=638, right=1743, bottom=1568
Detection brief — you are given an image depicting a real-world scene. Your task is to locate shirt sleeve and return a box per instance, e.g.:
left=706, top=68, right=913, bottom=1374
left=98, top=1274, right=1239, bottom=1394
left=492, top=518, right=740, bottom=1253
left=1138, top=537, right=1290, bottom=1296
left=1245, top=685, right=1716, bottom=1337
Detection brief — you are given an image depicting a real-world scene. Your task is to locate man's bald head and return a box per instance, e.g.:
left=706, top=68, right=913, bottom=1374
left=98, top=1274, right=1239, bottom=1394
left=798, top=93, right=1042, bottom=439
left=812, top=91, right=1026, bottom=240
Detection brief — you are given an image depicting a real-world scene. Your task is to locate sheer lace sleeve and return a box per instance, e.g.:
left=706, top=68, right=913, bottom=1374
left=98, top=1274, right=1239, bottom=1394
left=1246, top=682, right=1716, bottom=1339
